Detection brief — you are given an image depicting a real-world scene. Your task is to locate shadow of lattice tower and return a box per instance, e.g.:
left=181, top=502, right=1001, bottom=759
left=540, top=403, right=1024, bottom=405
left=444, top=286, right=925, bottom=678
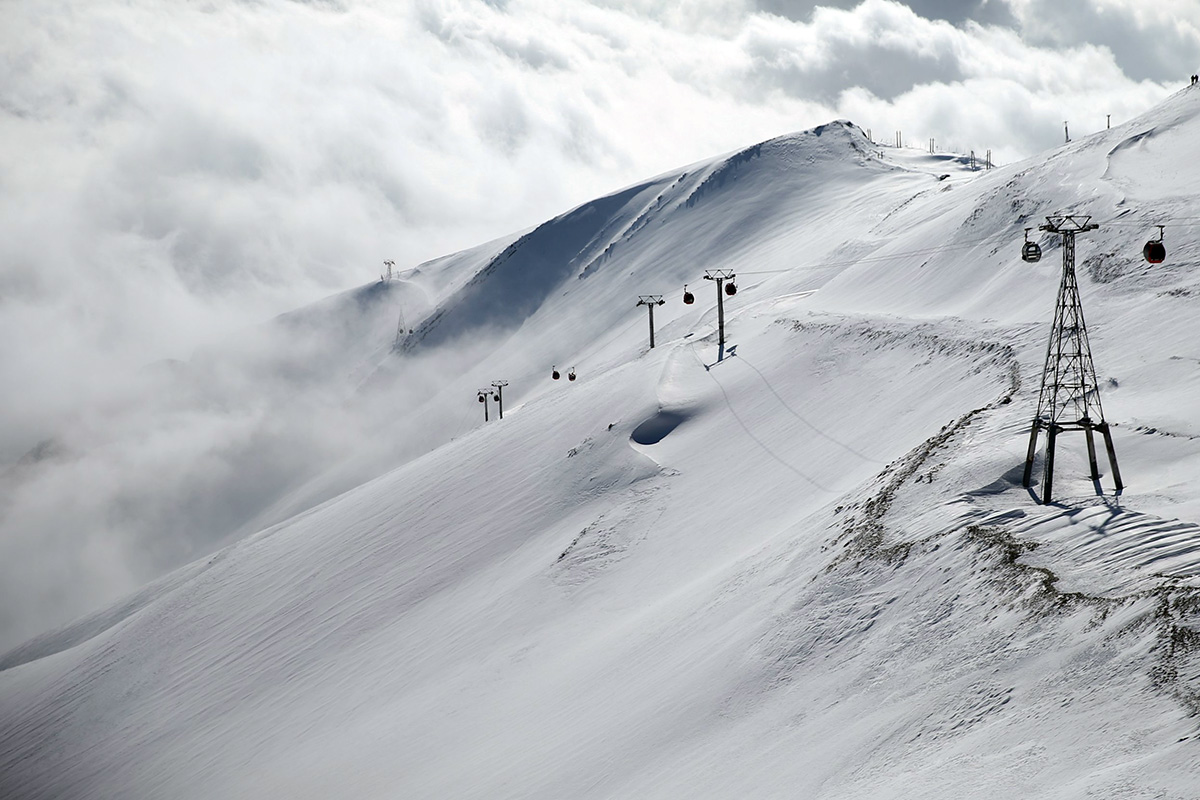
left=1022, top=215, right=1124, bottom=504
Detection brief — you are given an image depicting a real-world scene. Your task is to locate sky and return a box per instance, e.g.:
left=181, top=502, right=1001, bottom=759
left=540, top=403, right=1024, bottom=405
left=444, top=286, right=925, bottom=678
left=0, top=0, right=1198, bottom=647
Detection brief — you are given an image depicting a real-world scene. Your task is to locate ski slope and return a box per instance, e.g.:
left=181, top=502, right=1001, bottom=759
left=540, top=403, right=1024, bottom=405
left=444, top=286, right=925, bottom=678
left=4, top=89, right=1200, bottom=798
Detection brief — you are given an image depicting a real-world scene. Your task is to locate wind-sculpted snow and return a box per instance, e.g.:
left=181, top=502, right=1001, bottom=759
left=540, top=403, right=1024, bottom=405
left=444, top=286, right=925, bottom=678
left=5, top=91, right=1200, bottom=798
left=400, top=180, right=664, bottom=352
left=1105, top=89, right=1200, bottom=201
left=629, top=409, right=690, bottom=445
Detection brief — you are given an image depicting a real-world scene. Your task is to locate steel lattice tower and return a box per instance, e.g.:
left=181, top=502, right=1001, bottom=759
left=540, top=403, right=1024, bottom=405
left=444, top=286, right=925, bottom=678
left=1022, top=215, right=1123, bottom=503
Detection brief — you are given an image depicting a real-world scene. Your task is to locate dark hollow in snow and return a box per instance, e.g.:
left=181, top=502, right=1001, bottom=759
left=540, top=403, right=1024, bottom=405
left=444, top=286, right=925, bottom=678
left=630, top=410, right=689, bottom=445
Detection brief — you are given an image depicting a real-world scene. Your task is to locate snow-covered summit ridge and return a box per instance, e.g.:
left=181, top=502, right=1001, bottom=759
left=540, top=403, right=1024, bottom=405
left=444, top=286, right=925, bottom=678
left=4, top=89, right=1200, bottom=798
left=395, top=119, right=904, bottom=352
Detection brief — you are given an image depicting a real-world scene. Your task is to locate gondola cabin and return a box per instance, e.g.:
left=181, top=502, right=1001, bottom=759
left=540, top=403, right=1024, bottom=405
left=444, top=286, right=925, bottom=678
left=724, top=282, right=737, bottom=296
left=1021, top=228, right=1041, bottom=263
left=683, top=285, right=694, bottom=304
left=1144, top=225, right=1166, bottom=264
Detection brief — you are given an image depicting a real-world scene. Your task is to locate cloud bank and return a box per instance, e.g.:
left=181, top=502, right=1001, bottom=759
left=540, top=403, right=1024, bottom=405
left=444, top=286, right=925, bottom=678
left=0, top=0, right=1196, bottom=648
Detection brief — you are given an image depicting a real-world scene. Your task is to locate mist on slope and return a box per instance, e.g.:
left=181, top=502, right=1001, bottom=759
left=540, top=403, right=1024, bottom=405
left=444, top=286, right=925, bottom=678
left=4, top=87, right=1200, bottom=797
left=0, top=0, right=1190, bottom=647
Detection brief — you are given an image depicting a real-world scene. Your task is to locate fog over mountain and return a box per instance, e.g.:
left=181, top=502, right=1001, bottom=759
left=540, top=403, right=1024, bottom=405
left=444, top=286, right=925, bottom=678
left=1, top=0, right=1198, bottom=677
left=2, top=63, right=1200, bottom=797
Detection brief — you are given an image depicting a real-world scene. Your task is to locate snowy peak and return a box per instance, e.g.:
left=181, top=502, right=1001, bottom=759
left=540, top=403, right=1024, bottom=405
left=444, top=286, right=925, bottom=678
left=397, top=117, right=945, bottom=364
left=399, top=177, right=670, bottom=351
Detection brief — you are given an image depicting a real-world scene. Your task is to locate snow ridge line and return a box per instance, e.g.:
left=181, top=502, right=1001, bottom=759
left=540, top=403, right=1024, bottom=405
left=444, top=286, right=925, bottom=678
left=781, top=311, right=1025, bottom=563
left=396, top=230, right=534, bottom=351
left=783, top=317, right=1022, bottom=381
left=829, top=403, right=1001, bottom=569
left=680, top=142, right=765, bottom=210
left=962, top=526, right=1200, bottom=719
left=822, top=348, right=1200, bottom=720
left=578, top=173, right=690, bottom=280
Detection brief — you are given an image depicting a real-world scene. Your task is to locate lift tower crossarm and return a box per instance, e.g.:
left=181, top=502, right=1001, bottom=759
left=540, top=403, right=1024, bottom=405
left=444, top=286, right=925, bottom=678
left=1039, top=215, right=1098, bottom=235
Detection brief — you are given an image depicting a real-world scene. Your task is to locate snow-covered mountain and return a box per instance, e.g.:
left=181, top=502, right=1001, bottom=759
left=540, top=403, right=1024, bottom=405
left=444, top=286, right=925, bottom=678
left=3, top=87, right=1200, bottom=798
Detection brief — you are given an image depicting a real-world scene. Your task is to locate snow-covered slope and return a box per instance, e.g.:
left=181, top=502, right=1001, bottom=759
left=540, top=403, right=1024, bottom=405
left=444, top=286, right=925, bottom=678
left=4, top=90, right=1200, bottom=798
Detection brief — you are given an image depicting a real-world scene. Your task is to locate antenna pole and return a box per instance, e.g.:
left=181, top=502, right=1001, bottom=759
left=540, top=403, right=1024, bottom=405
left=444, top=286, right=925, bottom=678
left=636, top=295, right=665, bottom=349
left=1021, top=214, right=1122, bottom=503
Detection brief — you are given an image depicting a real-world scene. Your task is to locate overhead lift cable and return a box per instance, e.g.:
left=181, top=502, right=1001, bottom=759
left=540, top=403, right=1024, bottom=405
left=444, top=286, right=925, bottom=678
left=735, top=213, right=1199, bottom=277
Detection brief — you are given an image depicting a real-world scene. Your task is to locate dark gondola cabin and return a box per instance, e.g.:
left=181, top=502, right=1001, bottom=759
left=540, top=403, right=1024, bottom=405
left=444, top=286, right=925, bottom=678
left=551, top=366, right=560, bottom=380
left=683, top=285, right=694, bottom=304
left=725, top=282, right=737, bottom=296
left=1021, top=228, right=1041, bottom=263
left=1144, top=225, right=1166, bottom=264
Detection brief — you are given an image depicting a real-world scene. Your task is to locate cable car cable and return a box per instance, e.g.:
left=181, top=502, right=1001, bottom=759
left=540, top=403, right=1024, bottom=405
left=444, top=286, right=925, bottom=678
left=551, top=308, right=647, bottom=380
left=733, top=214, right=1194, bottom=277
left=728, top=229, right=1014, bottom=277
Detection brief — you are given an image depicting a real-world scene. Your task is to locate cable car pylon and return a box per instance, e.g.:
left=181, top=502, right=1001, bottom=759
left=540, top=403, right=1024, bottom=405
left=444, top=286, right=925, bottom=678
left=1021, top=214, right=1123, bottom=503
left=477, top=389, right=492, bottom=422
left=636, top=295, right=665, bottom=348
left=701, top=269, right=736, bottom=356
left=491, top=380, right=508, bottom=419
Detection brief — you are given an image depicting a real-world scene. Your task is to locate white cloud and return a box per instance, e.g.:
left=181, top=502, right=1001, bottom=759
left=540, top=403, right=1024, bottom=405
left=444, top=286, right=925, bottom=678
left=0, top=0, right=1194, bottom=647
left=1003, top=0, right=1200, bottom=81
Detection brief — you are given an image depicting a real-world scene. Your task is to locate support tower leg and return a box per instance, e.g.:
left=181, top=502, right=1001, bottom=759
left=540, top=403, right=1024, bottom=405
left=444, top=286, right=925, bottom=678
left=1099, top=422, right=1124, bottom=491
left=1083, top=417, right=1100, bottom=481
left=1042, top=424, right=1059, bottom=504
left=1022, top=420, right=1041, bottom=488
